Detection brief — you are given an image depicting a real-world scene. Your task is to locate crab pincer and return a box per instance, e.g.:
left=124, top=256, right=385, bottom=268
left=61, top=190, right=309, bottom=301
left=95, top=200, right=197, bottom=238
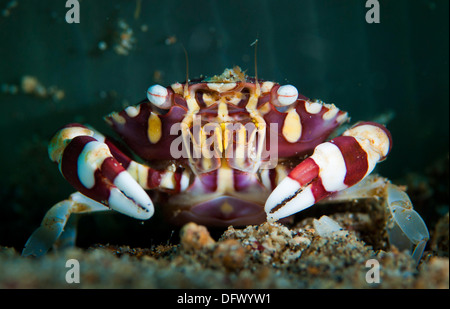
left=265, top=122, right=392, bottom=221
left=49, top=124, right=155, bottom=220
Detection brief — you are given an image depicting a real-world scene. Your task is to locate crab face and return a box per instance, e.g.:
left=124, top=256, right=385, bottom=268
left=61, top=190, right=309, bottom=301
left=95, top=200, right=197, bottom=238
left=104, top=67, right=349, bottom=226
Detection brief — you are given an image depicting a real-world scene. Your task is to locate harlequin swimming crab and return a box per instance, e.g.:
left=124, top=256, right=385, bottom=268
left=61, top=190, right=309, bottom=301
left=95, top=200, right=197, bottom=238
left=22, top=67, right=429, bottom=263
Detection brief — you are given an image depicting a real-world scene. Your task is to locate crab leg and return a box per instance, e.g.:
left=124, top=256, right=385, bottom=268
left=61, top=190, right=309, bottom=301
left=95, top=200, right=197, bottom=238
left=22, top=192, right=110, bottom=257
left=385, top=183, right=429, bottom=265
left=49, top=124, right=154, bottom=220
left=265, top=122, right=392, bottom=221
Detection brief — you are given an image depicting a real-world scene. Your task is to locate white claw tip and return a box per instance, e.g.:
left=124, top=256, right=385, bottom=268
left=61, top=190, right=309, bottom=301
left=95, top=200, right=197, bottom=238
left=277, top=85, right=299, bottom=106
left=264, top=177, right=303, bottom=221
left=147, top=84, right=168, bottom=107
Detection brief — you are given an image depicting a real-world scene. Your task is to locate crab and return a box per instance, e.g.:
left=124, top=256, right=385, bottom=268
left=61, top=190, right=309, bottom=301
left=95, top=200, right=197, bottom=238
left=22, top=67, right=429, bottom=263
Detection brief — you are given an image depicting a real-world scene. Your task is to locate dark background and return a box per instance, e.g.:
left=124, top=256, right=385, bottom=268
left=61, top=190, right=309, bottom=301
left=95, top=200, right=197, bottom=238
left=0, top=0, right=448, bottom=250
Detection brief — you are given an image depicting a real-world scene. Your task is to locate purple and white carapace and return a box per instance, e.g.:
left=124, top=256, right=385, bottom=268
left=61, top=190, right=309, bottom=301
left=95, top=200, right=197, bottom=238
left=22, top=67, right=429, bottom=262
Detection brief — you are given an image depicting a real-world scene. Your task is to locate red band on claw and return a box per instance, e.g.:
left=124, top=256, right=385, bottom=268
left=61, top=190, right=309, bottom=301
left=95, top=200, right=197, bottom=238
left=288, top=158, right=320, bottom=187
left=330, top=136, right=368, bottom=186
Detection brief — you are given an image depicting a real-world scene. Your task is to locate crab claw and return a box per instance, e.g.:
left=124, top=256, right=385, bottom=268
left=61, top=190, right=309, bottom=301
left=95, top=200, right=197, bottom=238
left=266, top=122, right=392, bottom=221
left=49, top=125, right=154, bottom=220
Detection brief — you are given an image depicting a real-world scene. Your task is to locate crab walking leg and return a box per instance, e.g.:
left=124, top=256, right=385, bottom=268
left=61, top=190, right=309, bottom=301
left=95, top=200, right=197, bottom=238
left=310, top=174, right=429, bottom=265
left=266, top=122, right=392, bottom=221
left=22, top=192, right=110, bottom=257
left=385, top=184, right=429, bottom=265
left=49, top=124, right=154, bottom=220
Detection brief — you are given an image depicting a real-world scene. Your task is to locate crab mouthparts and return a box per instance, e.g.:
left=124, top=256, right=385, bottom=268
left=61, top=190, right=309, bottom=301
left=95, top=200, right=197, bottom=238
left=178, top=118, right=269, bottom=175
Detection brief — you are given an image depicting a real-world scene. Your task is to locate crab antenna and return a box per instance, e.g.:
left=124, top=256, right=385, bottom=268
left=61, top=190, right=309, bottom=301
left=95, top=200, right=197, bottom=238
left=250, top=38, right=259, bottom=83
left=181, top=44, right=189, bottom=96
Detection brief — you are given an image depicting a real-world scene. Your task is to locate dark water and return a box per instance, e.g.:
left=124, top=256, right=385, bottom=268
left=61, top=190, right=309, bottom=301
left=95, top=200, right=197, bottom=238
left=0, top=0, right=448, bottom=250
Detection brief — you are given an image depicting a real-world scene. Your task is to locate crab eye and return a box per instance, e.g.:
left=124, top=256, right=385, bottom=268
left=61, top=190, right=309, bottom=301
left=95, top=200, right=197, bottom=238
left=276, top=85, right=299, bottom=106
left=147, top=84, right=171, bottom=109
